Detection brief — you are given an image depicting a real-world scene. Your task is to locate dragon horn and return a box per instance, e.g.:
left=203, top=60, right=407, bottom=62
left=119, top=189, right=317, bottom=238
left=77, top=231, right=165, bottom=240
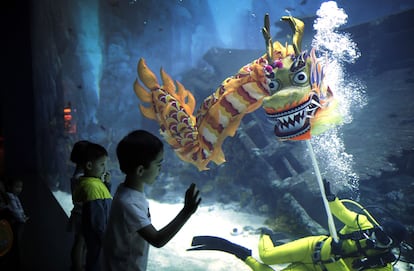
left=262, top=13, right=273, bottom=62
left=281, top=16, right=305, bottom=55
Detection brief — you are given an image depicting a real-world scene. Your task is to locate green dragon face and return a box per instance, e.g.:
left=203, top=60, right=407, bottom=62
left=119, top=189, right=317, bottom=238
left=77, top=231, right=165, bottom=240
left=262, top=49, right=339, bottom=141
left=259, top=15, right=342, bottom=141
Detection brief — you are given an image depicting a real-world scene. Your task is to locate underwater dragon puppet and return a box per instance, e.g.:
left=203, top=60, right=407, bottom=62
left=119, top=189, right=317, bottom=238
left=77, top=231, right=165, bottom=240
left=134, top=15, right=341, bottom=171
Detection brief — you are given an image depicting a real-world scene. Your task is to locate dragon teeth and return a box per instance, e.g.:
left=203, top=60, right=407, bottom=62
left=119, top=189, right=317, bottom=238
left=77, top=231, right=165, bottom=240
left=278, top=111, right=306, bottom=130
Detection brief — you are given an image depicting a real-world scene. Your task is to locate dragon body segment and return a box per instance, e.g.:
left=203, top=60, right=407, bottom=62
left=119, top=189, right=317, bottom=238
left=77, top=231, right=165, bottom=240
left=135, top=58, right=271, bottom=170
left=134, top=15, right=341, bottom=171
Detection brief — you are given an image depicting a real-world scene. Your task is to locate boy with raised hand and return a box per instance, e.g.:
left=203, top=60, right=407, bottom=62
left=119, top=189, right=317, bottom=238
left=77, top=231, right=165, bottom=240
left=102, top=130, right=201, bottom=271
left=73, top=143, right=112, bottom=271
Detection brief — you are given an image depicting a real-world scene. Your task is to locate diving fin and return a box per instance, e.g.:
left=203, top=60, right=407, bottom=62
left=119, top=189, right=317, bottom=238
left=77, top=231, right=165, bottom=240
left=187, top=236, right=252, bottom=260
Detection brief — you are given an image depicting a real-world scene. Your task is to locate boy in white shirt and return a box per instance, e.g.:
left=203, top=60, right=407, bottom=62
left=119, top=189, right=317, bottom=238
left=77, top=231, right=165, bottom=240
left=103, top=130, right=201, bottom=271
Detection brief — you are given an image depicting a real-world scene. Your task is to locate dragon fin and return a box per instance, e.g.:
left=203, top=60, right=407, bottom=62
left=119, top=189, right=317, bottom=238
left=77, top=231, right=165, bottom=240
left=138, top=58, right=160, bottom=90
left=160, top=68, right=175, bottom=94
left=133, top=79, right=152, bottom=103
left=176, top=80, right=196, bottom=117
left=139, top=104, right=156, bottom=120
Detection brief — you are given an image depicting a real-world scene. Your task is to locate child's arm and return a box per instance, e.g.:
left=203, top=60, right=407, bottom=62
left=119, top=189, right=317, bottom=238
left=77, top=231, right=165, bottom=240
left=138, top=183, right=201, bottom=248
left=6, top=193, right=26, bottom=223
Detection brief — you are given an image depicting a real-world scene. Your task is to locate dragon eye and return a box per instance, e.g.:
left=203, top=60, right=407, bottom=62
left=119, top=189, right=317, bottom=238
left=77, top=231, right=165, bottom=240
left=293, top=71, right=308, bottom=85
left=268, top=80, right=280, bottom=93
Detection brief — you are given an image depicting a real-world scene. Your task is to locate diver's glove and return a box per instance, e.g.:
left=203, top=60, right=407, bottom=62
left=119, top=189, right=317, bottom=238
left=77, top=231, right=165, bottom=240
left=323, top=179, right=336, bottom=202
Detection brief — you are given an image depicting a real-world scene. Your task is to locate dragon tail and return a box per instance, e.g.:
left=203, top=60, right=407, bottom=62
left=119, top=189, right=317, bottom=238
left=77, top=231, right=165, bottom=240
left=134, top=58, right=270, bottom=170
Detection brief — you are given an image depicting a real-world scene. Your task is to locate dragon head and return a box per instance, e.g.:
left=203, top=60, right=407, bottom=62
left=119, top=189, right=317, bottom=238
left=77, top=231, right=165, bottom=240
left=261, top=15, right=341, bottom=141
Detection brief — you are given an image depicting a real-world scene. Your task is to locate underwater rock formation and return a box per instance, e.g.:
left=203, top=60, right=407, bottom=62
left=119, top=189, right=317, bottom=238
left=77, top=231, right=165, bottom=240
left=281, top=193, right=326, bottom=235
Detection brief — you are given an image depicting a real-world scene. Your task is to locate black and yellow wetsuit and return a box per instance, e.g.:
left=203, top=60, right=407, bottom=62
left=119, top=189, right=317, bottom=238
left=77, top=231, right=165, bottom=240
left=246, top=198, right=393, bottom=271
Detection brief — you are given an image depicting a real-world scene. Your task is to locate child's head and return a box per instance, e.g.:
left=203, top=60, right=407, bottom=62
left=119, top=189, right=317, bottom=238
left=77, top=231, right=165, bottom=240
left=5, top=177, right=23, bottom=196
left=83, top=143, right=108, bottom=179
left=70, top=140, right=90, bottom=165
left=117, top=130, right=163, bottom=179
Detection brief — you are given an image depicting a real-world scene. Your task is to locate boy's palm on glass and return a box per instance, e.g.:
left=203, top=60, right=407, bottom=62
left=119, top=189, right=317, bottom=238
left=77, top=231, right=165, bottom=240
left=184, top=183, right=201, bottom=214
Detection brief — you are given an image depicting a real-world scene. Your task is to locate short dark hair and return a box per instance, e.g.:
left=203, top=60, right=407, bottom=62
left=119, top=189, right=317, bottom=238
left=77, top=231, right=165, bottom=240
left=116, top=130, right=163, bottom=174
left=84, top=143, right=108, bottom=164
left=70, top=140, right=90, bottom=164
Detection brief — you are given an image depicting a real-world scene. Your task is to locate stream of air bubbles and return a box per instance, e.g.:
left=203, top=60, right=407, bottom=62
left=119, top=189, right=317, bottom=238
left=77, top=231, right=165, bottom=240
left=310, top=1, right=367, bottom=197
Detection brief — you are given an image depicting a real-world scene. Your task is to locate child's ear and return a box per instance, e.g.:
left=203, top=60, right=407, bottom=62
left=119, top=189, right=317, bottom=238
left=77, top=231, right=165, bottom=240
left=136, top=165, right=144, bottom=177
left=86, top=161, right=93, bottom=170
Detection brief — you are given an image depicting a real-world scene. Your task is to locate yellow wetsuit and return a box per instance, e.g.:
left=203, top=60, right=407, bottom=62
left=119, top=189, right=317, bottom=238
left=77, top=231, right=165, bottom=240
left=244, top=198, right=393, bottom=271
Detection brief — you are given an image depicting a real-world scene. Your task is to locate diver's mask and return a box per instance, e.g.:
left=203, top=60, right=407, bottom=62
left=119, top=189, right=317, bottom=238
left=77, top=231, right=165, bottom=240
left=370, top=227, right=393, bottom=249
left=368, top=220, right=409, bottom=249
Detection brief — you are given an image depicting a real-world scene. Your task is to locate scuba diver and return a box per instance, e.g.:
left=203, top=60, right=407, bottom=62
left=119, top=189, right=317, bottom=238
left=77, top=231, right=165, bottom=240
left=188, top=180, right=410, bottom=271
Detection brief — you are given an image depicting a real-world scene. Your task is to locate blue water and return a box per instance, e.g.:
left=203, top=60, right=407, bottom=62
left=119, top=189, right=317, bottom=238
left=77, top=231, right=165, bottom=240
left=31, top=0, right=414, bottom=270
